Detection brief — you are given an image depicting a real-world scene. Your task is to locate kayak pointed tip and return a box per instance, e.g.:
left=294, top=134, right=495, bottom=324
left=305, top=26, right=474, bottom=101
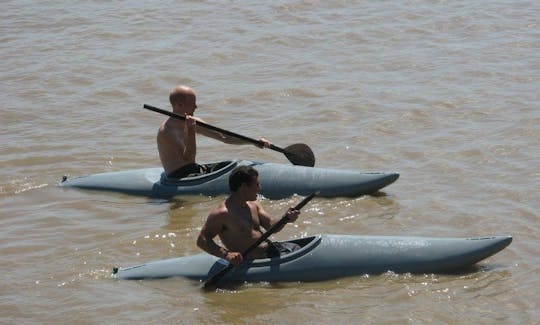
left=502, top=235, right=513, bottom=246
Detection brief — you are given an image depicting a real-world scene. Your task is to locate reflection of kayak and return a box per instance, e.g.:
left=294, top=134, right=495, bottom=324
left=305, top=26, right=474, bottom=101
left=60, top=160, right=399, bottom=199
left=113, top=234, right=512, bottom=283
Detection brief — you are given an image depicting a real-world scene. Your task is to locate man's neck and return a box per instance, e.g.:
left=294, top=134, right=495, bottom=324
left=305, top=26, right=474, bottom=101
left=227, top=193, right=249, bottom=207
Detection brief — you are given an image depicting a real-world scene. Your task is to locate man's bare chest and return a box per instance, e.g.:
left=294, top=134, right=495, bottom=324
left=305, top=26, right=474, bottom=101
left=227, top=205, right=260, bottom=233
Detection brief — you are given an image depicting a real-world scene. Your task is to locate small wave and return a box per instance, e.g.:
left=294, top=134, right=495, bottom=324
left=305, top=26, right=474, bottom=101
left=0, top=179, right=48, bottom=196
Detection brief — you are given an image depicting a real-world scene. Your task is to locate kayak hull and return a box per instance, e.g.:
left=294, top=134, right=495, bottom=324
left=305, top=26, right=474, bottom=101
left=60, top=160, right=399, bottom=199
left=113, top=234, right=512, bottom=283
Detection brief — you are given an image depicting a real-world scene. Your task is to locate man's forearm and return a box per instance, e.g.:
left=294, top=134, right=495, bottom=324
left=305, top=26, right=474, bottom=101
left=197, top=234, right=228, bottom=258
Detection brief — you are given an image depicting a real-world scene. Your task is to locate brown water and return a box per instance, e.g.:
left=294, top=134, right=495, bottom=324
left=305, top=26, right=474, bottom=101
left=1, top=1, right=538, bottom=323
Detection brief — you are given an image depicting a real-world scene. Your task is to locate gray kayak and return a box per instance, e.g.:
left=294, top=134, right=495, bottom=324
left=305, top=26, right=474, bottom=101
left=113, top=234, right=512, bottom=283
left=60, top=160, right=399, bottom=199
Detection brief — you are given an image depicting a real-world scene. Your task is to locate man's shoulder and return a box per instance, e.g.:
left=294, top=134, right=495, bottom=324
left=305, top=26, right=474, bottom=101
left=247, top=200, right=263, bottom=210
left=158, top=119, right=174, bottom=133
left=209, top=201, right=230, bottom=218
left=157, top=121, right=180, bottom=142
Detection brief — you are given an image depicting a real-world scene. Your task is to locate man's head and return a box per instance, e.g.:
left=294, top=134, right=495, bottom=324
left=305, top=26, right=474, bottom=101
left=169, top=85, right=197, bottom=115
left=229, top=166, right=260, bottom=199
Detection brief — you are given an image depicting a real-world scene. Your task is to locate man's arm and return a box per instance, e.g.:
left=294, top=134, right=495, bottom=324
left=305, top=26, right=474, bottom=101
left=181, top=117, right=197, bottom=162
left=192, top=116, right=271, bottom=147
left=257, top=202, right=299, bottom=233
left=196, top=210, right=243, bottom=266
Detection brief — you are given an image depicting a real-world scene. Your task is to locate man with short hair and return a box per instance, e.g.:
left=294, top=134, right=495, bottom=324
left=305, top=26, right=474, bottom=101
left=197, top=166, right=300, bottom=266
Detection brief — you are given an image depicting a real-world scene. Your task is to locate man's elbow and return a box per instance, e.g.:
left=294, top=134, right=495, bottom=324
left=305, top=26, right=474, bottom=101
left=196, top=233, right=206, bottom=249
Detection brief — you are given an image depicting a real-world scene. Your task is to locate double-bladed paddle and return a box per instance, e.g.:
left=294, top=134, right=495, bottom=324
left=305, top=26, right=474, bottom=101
left=203, top=192, right=318, bottom=289
left=143, top=104, right=315, bottom=167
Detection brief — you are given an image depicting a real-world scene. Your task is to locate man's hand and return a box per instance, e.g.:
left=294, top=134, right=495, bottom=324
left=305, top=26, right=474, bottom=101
left=257, top=137, right=271, bottom=148
left=225, top=251, right=243, bottom=266
left=185, top=115, right=197, bottom=128
left=285, top=208, right=300, bottom=223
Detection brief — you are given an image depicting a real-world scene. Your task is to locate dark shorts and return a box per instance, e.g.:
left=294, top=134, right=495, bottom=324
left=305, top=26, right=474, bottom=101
left=167, top=163, right=205, bottom=179
left=265, top=241, right=301, bottom=258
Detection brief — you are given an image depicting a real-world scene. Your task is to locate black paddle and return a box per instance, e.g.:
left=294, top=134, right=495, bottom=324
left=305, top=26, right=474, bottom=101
left=143, top=104, right=315, bottom=167
left=203, top=192, right=318, bottom=289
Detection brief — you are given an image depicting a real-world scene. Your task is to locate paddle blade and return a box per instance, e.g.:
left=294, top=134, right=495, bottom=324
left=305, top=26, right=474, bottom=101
left=284, top=143, right=315, bottom=167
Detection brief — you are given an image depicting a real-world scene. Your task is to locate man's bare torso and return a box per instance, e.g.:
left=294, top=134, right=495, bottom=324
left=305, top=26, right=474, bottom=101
left=217, top=199, right=269, bottom=258
left=157, top=118, right=194, bottom=175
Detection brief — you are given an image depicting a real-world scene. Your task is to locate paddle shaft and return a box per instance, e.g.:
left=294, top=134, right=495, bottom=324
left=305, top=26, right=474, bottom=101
left=143, top=104, right=284, bottom=151
left=203, top=192, right=318, bottom=288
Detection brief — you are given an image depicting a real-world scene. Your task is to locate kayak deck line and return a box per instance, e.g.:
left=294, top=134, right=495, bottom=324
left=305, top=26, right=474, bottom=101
left=112, top=234, right=512, bottom=284
left=60, top=159, right=400, bottom=199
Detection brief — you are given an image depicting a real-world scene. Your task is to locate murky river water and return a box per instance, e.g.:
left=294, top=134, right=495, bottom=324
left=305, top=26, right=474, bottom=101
left=1, top=1, right=538, bottom=323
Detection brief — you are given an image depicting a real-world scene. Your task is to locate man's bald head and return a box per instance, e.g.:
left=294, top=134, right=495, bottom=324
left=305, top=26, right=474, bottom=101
left=169, top=85, right=197, bottom=113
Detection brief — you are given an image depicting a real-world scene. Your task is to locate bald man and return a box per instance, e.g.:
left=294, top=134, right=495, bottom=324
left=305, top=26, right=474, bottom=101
left=157, top=85, right=270, bottom=178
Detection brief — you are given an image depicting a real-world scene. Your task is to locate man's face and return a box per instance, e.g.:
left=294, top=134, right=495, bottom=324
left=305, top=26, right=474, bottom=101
left=182, top=97, right=197, bottom=115
left=245, top=176, right=260, bottom=201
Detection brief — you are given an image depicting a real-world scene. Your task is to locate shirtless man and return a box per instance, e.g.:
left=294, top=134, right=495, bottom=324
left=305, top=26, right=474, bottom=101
left=157, top=85, right=271, bottom=178
left=196, top=166, right=300, bottom=266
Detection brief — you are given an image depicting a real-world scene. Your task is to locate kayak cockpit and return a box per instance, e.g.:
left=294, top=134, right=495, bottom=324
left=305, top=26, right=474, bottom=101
left=231, top=235, right=322, bottom=267
left=159, top=160, right=238, bottom=186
